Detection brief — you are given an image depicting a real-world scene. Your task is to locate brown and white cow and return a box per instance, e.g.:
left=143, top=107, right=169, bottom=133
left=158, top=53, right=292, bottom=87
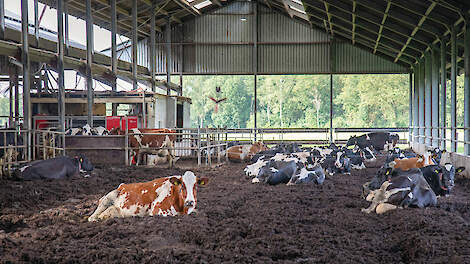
left=110, top=128, right=177, bottom=167
left=88, top=171, right=209, bottom=222
left=227, top=142, right=269, bottom=162
left=389, top=153, right=434, bottom=171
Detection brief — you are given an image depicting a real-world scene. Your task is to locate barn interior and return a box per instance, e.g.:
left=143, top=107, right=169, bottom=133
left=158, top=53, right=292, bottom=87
left=1, top=0, right=470, bottom=262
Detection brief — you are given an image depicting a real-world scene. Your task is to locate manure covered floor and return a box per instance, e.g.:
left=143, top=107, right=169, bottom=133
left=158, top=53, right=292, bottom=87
left=0, top=161, right=469, bottom=263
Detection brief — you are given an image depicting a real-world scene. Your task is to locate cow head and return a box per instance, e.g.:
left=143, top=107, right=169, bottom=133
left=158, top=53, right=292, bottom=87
left=82, top=124, right=93, bottom=135
left=168, top=171, right=209, bottom=215
left=109, top=127, right=124, bottom=135
left=253, top=142, right=269, bottom=152
left=76, top=154, right=94, bottom=172
left=346, top=136, right=357, bottom=147
left=430, top=148, right=446, bottom=164
left=369, top=166, right=393, bottom=190
left=440, top=164, right=465, bottom=193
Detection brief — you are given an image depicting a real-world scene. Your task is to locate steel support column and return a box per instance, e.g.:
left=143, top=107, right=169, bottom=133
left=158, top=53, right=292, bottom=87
left=431, top=47, right=439, bottom=147
left=64, top=0, right=70, bottom=54
left=132, top=0, right=138, bottom=91
left=425, top=52, right=432, bottom=146
left=165, top=17, right=171, bottom=95
left=440, top=39, right=447, bottom=150
left=451, top=26, right=457, bottom=152
left=413, top=64, right=419, bottom=143
left=57, top=0, right=65, bottom=133
left=150, top=0, right=156, bottom=93
left=464, top=21, right=470, bottom=155
left=329, top=74, right=333, bottom=143
left=21, top=0, right=31, bottom=159
left=409, top=72, right=412, bottom=143
left=34, top=0, right=39, bottom=46
left=0, top=0, right=4, bottom=40
left=86, top=0, right=94, bottom=126
left=419, top=60, right=425, bottom=144
left=253, top=1, right=258, bottom=131
left=111, top=0, right=117, bottom=115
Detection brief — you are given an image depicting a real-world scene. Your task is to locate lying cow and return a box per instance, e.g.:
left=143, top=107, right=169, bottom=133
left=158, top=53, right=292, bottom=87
left=227, top=142, right=268, bottom=162
left=362, top=168, right=437, bottom=214
left=17, top=155, right=94, bottom=180
left=346, top=132, right=399, bottom=151
left=421, top=164, right=465, bottom=196
left=66, top=124, right=109, bottom=136
left=88, top=171, right=208, bottom=222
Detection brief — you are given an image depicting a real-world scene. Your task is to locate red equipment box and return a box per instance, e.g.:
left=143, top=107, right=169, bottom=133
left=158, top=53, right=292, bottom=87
left=121, top=116, right=138, bottom=131
left=106, top=116, right=121, bottom=131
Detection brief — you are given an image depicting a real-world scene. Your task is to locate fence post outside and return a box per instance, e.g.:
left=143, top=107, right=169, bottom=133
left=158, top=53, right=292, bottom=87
left=124, top=124, right=129, bottom=166
left=197, top=127, right=201, bottom=167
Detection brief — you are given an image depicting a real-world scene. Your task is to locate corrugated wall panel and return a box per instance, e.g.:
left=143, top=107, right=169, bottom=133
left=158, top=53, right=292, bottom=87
left=116, top=0, right=409, bottom=75
left=258, top=44, right=330, bottom=73
left=258, top=6, right=328, bottom=43
left=334, top=42, right=408, bottom=73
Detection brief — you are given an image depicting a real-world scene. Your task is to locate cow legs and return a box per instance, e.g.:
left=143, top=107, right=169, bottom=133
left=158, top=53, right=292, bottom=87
left=375, top=203, right=398, bottom=214
left=96, top=206, right=122, bottom=221
left=88, top=190, right=119, bottom=222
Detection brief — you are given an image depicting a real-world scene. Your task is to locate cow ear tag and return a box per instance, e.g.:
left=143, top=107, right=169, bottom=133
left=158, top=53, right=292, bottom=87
left=200, top=180, right=205, bottom=185
left=80, top=158, right=83, bottom=163
left=386, top=170, right=390, bottom=175
left=434, top=169, right=439, bottom=173
left=457, top=167, right=465, bottom=173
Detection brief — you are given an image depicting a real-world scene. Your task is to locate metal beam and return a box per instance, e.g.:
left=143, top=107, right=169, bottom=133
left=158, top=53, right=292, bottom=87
left=34, top=0, right=39, bottom=47
left=409, top=72, right=413, bottom=143
left=395, top=1, right=437, bottom=63
left=253, top=1, right=258, bottom=130
left=21, top=0, right=31, bottom=159
left=150, top=0, right=156, bottom=93
left=413, top=65, right=419, bottom=142
left=451, top=26, right=457, bottom=152
left=425, top=52, right=432, bottom=146
left=351, top=0, right=356, bottom=44
left=373, top=1, right=391, bottom=54
left=431, top=46, right=439, bottom=147
left=0, top=0, right=3, bottom=40
left=57, top=0, right=65, bottom=133
left=111, top=0, right=117, bottom=116
left=173, top=0, right=201, bottom=16
left=464, top=20, right=470, bottom=155
left=65, top=0, right=70, bottom=54
left=132, top=0, right=138, bottom=91
left=419, top=59, right=425, bottom=144
left=165, top=18, right=171, bottom=95
left=440, top=38, right=447, bottom=150
left=86, top=0, right=94, bottom=126
left=323, top=2, right=333, bottom=35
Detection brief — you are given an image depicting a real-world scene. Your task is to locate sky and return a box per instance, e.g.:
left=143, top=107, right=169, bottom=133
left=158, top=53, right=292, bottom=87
left=3, top=0, right=137, bottom=93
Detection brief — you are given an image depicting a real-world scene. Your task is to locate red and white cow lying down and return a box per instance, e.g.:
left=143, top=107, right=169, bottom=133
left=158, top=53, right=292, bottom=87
left=110, top=128, right=177, bottom=167
left=88, top=171, right=209, bottom=222
left=227, top=142, right=269, bottom=162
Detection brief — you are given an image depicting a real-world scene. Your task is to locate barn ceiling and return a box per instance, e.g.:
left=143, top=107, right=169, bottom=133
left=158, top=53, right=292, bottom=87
left=38, top=0, right=470, bottom=71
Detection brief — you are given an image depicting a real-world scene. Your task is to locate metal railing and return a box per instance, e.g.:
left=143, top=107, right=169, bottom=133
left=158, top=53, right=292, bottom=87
left=33, top=128, right=66, bottom=160
left=0, top=129, right=30, bottom=178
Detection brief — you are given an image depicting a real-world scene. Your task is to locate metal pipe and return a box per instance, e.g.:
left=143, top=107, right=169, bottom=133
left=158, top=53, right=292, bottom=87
left=0, top=0, right=4, bottom=40
left=21, top=0, right=31, bottom=160
left=132, top=0, right=138, bottom=91
left=111, top=0, right=117, bottom=115
left=14, top=68, right=19, bottom=128
left=165, top=17, right=171, bottom=95
left=150, top=1, right=156, bottom=93
left=34, top=0, right=39, bottom=47
left=86, top=0, right=94, bottom=126
left=451, top=26, right=457, bottom=152
left=431, top=46, right=439, bottom=148
left=9, top=69, right=13, bottom=127
left=424, top=52, right=432, bottom=146
left=64, top=0, right=70, bottom=54
left=253, top=1, right=257, bottom=133
left=57, top=0, right=65, bottom=134
left=413, top=64, right=419, bottom=142
left=464, top=21, right=470, bottom=155
left=409, top=72, right=412, bottom=144
left=440, top=38, right=446, bottom=150
left=330, top=74, right=333, bottom=143
left=419, top=60, right=425, bottom=144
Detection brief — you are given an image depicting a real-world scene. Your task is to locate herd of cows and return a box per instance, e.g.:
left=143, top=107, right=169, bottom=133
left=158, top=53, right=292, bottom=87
left=0, top=126, right=467, bottom=221
left=227, top=132, right=465, bottom=214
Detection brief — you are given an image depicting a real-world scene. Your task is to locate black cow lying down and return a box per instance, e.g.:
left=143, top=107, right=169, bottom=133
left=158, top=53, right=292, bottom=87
left=16, top=155, right=94, bottom=180
left=362, top=168, right=437, bottom=214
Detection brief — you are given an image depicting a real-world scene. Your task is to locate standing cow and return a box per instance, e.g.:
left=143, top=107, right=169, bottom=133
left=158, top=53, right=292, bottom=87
left=227, top=142, right=269, bottom=162
left=346, top=132, right=399, bottom=151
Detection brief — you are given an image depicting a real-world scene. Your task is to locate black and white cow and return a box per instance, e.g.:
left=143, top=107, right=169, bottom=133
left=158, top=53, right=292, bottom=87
left=420, top=164, right=465, bottom=196
left=321, top=150, right=351, bottom=176
left=346, top=132, right=399, bottom=151
left=17, top=155, right=94, bottom=180
left=65, top=125, right=109, bottom=136
left=247, top=152, right=325, bottom=185
left=362, top=168, right=437, bottom=214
